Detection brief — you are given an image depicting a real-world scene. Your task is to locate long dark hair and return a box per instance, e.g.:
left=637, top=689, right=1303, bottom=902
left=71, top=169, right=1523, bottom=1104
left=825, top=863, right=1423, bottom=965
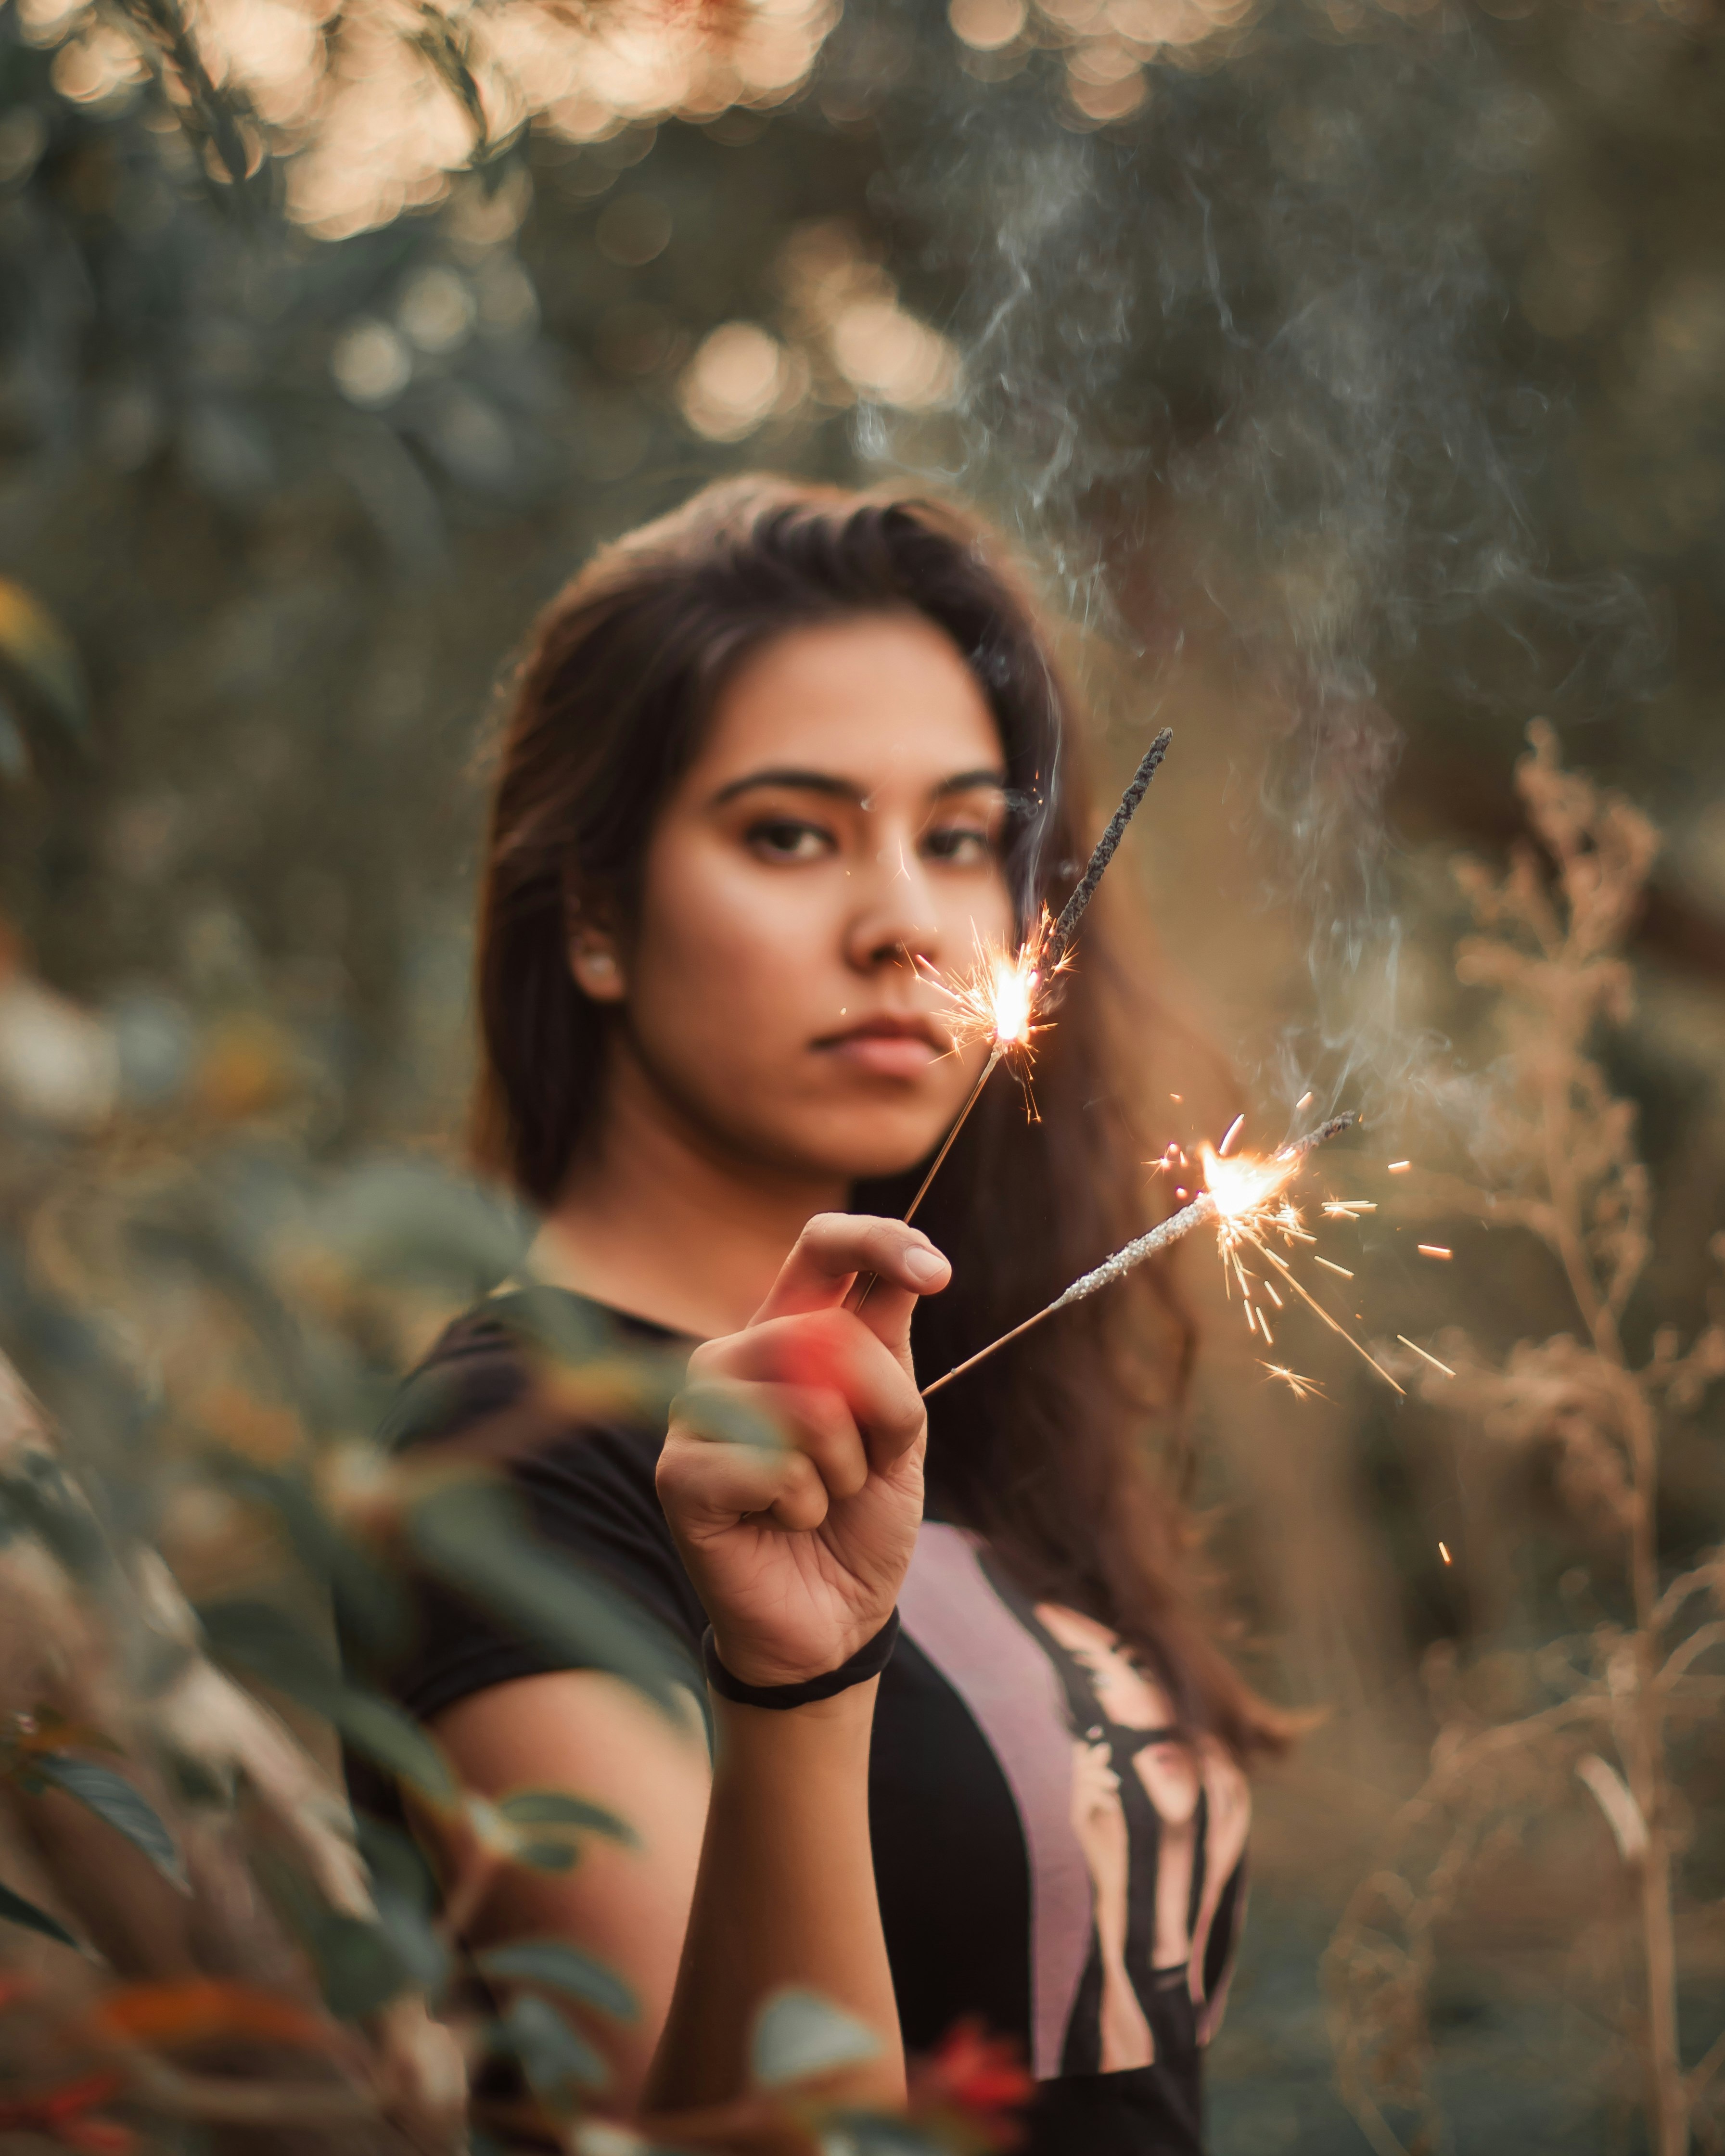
left=471, top=475, right=1288, bottom=1762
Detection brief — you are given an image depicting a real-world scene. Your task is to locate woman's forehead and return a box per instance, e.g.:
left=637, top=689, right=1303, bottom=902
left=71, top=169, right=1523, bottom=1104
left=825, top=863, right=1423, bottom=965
left=693, top=614, right=1005, bottom=791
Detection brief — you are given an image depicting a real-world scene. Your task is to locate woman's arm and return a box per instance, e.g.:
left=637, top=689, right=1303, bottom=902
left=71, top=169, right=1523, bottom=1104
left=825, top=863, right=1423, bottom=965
left=424, top=1213, right=944, bottom=2117
left=649, top=1680, right=895, bottom=2113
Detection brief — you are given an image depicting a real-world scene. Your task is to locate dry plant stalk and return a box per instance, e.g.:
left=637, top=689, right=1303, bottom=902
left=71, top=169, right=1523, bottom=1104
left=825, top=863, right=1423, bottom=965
left=1324, top=724, right=1725, bottom=2156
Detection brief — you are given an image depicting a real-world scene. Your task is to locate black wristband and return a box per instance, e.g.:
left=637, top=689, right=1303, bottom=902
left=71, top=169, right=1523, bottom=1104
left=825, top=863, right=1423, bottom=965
left=701, top=1610, right=900, bottom=1710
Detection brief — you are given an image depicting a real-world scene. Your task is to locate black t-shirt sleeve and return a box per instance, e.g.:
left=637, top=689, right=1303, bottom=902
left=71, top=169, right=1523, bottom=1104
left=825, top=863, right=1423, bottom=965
left=345, top=1294, right=707, bottom=1740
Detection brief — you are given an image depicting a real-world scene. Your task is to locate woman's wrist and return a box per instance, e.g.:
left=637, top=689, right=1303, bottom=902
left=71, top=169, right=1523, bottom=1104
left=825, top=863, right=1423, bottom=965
left=703, top=1610, right=900, bottom=1706
left=709, top=1673, right=882, bottom=1738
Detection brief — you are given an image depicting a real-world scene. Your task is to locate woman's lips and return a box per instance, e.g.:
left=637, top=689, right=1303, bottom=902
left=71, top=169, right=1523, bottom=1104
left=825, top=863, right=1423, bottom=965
left=817, top=1017, right=948, bottom=1079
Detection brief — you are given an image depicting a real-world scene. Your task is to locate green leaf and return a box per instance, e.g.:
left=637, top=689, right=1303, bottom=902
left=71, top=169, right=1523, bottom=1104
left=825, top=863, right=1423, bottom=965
left=0, top=1456, right=109, bottom=1580
left=408, top=1481, right=694, bottom=1720
left=670, top=1382, right=789, bottom=1452
left=511, top=1840, right=580, bottom=1875
left=196, top=1598, right=456, bottom=1807
left=494, top=1991, right=609, bottom=2108
left=356, top=1819, right=449, bottom=1997
left=751, top=1989, right=881, bottom=2091
left=37, top=1757, right=187, bottom=1891
left=475, top=1940, right=635, bottom=2021
left=210, top=1464, right=409, bottom=1658
left=307, top=1910, right=415, bottom=2021
left=0, top=1875, right=82, bottom=1952
left=319, top=1162, right=530, bottom=1299
left=496, top=1790, right=634, bottom=1842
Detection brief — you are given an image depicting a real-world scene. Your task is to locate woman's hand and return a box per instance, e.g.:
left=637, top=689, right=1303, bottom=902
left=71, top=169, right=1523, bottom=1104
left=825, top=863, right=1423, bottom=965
left=655, top=1213, right=946, bottom=1688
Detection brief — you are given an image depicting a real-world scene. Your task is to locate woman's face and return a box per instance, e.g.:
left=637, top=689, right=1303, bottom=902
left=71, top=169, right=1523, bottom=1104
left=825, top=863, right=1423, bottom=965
left=589, top=612, right=1018, bottom=1186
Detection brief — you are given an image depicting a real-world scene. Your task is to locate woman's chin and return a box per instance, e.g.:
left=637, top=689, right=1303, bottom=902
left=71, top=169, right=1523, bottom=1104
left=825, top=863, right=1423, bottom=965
left=823, top=1116, right=961, bottom=1187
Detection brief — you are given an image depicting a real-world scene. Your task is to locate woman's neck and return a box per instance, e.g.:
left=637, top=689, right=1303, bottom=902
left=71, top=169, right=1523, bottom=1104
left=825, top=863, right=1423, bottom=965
left=529, top=1041, right=845, bottom=1340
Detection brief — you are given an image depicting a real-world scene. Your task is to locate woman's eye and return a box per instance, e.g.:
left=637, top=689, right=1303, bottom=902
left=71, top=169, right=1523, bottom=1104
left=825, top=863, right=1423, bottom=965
left=922, top=824, right=996, bottom=867
left=747, top=818, right=833, bottom=864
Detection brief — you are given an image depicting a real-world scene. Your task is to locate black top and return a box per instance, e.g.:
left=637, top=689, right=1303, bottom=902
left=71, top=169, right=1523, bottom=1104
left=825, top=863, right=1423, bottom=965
left=344, top=1289, right=1250, bottom=2156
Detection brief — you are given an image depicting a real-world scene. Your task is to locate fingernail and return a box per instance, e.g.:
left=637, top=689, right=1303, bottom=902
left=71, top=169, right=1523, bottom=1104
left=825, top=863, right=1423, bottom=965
left=905, top=1246, right=948, bottom=1287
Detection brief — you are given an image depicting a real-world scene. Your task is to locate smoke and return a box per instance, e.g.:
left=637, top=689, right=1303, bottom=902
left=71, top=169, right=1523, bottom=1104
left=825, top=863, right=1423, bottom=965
left=862, top=0, right=1656, bottom=1131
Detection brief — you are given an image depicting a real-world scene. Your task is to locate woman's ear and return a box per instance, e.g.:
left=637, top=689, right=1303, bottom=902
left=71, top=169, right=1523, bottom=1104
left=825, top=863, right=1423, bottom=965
left=566, top=884, right=627, bottom=1004
left=570, top=929, right=626, bottom=1003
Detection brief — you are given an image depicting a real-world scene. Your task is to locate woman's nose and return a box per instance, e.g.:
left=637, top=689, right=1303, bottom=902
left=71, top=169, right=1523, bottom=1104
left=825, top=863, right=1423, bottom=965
left=844, top=840, right=941, bottom=974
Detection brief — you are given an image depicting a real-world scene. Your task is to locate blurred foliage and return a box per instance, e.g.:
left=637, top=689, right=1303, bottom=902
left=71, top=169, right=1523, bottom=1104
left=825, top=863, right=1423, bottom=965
left=0, top=1130, right=1015, bottom=2150
left=1325, top=729, right=1725, bottom=2156
left=0, top=0, right=1722, bottom=2148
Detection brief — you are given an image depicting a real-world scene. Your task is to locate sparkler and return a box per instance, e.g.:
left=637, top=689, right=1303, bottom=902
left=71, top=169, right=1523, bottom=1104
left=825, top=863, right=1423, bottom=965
left=852, top=729, right=1174, bottom=1314
left=899, top=918, right=1052, bottom=1225
left=904, top=727, right=1175, bottom=1212
left=921, top=1111, right=1362, bottom=1398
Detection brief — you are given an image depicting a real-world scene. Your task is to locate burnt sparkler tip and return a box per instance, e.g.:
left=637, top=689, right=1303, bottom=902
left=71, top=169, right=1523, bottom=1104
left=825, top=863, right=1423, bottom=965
left=1045, top=727, right=1175, bottom=967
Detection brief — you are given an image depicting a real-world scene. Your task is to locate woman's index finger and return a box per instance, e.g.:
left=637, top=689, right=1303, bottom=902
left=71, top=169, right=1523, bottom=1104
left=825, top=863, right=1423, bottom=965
left=751, top=1213, right=950, bottom=1329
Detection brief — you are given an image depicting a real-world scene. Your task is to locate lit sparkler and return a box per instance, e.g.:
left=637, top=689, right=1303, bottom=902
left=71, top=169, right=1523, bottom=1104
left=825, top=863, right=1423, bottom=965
left=871, top=727, right=1176, bottom=1264
left=900, top=917, right=1054, bottom=1225
left=921, top=1111, right=1364, bottom=1398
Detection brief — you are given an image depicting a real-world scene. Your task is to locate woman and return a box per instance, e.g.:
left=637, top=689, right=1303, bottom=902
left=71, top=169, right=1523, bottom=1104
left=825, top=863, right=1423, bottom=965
left=348, top=478, right=1288, bottom=2153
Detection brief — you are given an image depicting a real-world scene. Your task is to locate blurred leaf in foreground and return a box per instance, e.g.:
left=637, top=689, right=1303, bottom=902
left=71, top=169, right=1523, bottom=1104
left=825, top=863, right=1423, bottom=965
left=0, top=1876, right=83, bottom=1952
left=32, top=1757, right=187, bottom=1893
left=475, top=1939, right=635, bottom=2022
left=196, top=1595, right=456, bottom=1807
left=751, top=1988, right=882, bottom=2091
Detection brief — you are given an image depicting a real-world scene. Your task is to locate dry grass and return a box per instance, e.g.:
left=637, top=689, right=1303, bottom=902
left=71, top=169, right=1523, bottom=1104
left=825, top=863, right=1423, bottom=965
left=1324, top=725, right=1725, bottom=2156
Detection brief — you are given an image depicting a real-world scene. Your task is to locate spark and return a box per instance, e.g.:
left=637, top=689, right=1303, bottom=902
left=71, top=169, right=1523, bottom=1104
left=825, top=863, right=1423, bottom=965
left=922, top=1114, right=1362, bottom=1397
left=1170, top=1091, right=1183, bottom=1103
left=1200, top=1126, right=1406, bottom=1396
left=1218, top=1112, right=1246, bottom=1157
left=1388, top=1160, right=1412, bottom=1174
left=1295, top=1091, right=1313, bottom=1112
left=1418, top=1245, right=1452, bottom=1261
left=1397, top=1335, right=1457, bottom=1378
left=1313, top=1256, right=1354, bottom=1278
left=920, top=912, right=1057, bottom=1060
left=1438, top=1541, right=1452, bottom=1564
left=1260, top=1362, right=1328, bottom=1402
left=1323, top=1199, right=1376, bottom=1220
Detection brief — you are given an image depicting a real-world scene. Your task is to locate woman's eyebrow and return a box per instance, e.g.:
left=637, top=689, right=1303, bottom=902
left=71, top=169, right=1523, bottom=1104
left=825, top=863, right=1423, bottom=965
left=930, top=767, right=1009, bottom=799
left=711, top=767, right=865, bottom=806
left=711, top=765, right=1009, bottom=807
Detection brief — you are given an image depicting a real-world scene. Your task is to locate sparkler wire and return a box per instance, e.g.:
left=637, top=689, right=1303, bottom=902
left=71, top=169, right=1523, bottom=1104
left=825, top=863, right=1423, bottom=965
left=901, top=1045, right=1004, bottom=1227
left=920, top=1113, right=1358, bottom=1399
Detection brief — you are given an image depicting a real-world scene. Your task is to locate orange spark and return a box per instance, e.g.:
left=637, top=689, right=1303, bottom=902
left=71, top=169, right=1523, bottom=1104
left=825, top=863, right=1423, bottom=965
left=1201, top=1132, right=1405, bottom=1395
left=1388, top=1160, right=1412, bottom=1174
left=1259, top=1362, right=1328, bottom=1403
left=1438, top=1541, right=1452, bottom=1564
left=1418, top=1245, right=1452, bottom=1261
left=1218, top=1112, right=1246, bottom=1157
left=1397, top=1335, right=1457, bottom=1378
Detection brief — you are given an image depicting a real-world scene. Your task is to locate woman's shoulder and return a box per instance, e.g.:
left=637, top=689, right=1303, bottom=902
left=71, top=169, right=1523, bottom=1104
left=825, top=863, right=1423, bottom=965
left=378, top=1283, right=687, bottom=1462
